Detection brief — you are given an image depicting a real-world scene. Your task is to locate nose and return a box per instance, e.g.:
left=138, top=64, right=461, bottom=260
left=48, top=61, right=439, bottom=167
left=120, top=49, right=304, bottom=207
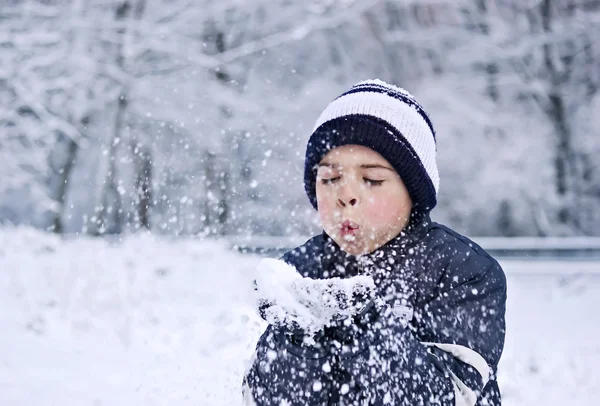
left=337, top=181, right=360, bottom=208
left=338, top=197, right=358, bottom=207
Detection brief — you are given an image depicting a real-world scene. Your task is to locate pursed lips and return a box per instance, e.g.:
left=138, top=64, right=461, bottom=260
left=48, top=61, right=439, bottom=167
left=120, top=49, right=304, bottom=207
left=340, top=220, right=359, bottom=236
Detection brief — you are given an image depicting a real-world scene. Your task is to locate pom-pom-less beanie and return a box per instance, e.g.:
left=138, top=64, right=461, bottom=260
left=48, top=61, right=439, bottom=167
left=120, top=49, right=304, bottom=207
left=304, top=79, right=439, bottom=216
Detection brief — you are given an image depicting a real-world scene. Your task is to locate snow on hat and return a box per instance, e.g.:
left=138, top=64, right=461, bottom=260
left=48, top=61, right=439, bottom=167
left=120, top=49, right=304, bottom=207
left=304, top=79, right=439, bottom=215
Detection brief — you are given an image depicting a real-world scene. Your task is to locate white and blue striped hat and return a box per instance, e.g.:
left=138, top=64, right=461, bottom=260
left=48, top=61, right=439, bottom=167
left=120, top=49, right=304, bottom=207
left=304, top=79, right=439, bottom=216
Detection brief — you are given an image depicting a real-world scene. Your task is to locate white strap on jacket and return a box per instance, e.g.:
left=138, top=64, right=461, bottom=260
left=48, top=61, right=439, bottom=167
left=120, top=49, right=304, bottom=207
left=422, top=342, right=492, bottom=406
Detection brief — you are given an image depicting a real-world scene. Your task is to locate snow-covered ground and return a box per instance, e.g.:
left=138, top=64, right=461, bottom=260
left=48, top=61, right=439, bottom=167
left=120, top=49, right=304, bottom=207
left=0, top=228, right=598, bottom=406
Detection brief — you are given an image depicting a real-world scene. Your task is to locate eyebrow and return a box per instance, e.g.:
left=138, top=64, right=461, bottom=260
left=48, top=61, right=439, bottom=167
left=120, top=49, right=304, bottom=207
left=318, top=162, right=394, bottom=171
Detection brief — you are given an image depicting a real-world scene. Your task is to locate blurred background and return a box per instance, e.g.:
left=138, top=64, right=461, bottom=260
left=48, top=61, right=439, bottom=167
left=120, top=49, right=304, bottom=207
left=1, top=1, right=600, bottom=406
left=2, top=0, right=599, bottom=238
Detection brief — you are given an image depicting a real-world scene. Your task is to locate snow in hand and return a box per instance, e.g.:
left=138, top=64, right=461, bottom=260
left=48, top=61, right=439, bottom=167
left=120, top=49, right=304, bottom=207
left=254, top=258, right=374, bottom=336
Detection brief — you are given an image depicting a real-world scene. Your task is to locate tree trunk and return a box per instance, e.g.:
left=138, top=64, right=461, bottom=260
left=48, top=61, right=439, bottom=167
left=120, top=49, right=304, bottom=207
left=89, top=0, right=148, bottom=235
left=540, top=0, right=573, bottom=226
left=48, top=134, right=79, bottom=233
left=200, top=24, right=232, bottom=236
left=129, top=0, right=151, bottom=231
left=133, top=140, right=152, bottom=229
left=88, top=1, right=131, bottom=235
left=89, top=93, right=125, bottom=235
left=217, top=166, right=229, bottom=235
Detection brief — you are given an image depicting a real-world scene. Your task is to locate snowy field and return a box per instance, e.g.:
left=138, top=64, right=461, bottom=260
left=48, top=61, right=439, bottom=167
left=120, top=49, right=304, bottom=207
left=0, top=228, right=599, bottom=406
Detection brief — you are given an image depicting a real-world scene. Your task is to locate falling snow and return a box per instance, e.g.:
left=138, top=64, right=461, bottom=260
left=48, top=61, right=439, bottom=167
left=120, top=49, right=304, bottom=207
left=1, top=1, right=599, bottom=405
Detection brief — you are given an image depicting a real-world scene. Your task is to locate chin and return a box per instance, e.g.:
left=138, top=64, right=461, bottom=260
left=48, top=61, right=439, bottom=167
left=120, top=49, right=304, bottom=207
left=337, top=240, right=370, bottom=256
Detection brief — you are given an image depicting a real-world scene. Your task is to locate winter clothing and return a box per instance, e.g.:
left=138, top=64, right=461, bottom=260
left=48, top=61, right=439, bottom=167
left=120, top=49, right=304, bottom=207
left=304, top=79, right=439, bottom=216
left=243, top=216, right=507, bottom=405
left=244, top=79, right=505, bottom=405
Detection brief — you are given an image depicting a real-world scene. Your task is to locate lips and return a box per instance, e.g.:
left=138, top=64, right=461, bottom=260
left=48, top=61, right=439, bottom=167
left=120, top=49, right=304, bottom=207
left=340, top=220, right=359, bottom=237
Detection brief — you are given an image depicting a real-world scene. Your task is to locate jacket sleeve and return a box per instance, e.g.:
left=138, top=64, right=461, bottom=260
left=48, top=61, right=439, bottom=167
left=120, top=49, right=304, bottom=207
left=243, top=325, right=333, bottom=406
left=417, top=252, right=506, bottom=405
left=336, top=252, right=506, bottom=406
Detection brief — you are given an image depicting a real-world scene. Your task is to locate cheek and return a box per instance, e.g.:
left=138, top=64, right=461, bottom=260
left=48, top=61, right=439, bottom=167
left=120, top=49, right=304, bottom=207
left=316, top=186, right=335, bottom=223
left=364, top=196, right=393, bottom=223
left=364, top=192, right=410, bottom=225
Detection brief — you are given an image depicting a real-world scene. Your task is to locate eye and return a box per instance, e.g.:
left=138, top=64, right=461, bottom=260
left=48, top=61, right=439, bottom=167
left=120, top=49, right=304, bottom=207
left=364, top=178, right=384, bottom=186
left=320, top=177, right=341, bottom=185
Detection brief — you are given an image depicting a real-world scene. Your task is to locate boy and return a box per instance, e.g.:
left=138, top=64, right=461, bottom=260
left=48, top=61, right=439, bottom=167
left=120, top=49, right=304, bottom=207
left=243, top=80, right=507, bottom=405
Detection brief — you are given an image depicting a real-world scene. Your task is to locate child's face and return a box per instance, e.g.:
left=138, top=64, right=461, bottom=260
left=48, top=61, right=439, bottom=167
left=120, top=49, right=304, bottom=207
left=316, top=145, right=413, bottom=256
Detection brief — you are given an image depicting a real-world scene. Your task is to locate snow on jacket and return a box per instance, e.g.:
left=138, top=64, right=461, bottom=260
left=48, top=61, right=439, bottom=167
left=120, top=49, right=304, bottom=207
left=243, top=216, right=507, bottom=405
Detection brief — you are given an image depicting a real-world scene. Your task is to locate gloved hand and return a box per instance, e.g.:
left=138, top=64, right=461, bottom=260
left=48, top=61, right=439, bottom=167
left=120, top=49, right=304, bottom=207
left=253, top=258, right=318, bottom=334
left=290, top=275, right=375, bottom=322
left=253, top=258, right=376, bottom=336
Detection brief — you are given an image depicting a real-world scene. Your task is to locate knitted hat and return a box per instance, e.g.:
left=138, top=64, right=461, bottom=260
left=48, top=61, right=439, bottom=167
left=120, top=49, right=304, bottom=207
left=304, top=79, right=439, bottom=216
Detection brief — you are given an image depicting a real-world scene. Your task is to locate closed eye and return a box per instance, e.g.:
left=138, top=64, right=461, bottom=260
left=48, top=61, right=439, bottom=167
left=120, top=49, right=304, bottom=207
left=320, top=177, right=384, bottom=186
left=320, top=177, right=341, bottom=185
left=364, top=178, right=384, bottom=186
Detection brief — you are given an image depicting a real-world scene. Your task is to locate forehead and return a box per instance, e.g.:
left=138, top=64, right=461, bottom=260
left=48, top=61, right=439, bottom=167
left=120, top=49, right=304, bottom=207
left=319, top=144, right=391, bottom=167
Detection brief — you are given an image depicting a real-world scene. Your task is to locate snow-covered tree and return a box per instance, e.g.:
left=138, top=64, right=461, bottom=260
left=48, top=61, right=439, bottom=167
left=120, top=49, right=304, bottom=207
left=1, top=0, right=599, bottom=237
left=382, top=0, right=600, bottom=236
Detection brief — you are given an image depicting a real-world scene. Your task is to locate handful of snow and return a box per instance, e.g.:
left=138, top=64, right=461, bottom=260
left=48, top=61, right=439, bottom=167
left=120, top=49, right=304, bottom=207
left=253, top=258, right=375, bottom=335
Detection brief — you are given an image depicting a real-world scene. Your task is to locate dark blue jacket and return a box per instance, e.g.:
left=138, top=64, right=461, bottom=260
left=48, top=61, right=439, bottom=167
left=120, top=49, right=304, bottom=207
left=244, top=217, right=506, bottom=405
